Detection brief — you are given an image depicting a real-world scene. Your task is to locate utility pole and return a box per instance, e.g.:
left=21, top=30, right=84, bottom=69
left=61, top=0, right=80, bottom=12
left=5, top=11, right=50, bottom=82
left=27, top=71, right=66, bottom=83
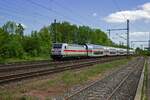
left=54, top=19, right=57, bottom=43
left=149, top=32, right=150, bottom=50
left=127, top=19, right=129, bottom=57
left=108, top=29, right=111, bottom=38
left=140, top=45, right=143, bottom=50
left=107, top=19, right=129, bottom=58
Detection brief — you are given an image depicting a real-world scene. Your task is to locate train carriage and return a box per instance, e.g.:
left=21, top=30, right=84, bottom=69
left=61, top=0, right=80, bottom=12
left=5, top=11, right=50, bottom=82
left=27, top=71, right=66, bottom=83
left=106, top=47, right=117, bottom=56
left=86, top=44, right=106, bottom=57
left=117, top=48, right=125, bottom=56
left=123, top=49, right=127, bottom=55
left=129, top=49, right=135, bottom=55
left=51, top=43, right=135, bottom=60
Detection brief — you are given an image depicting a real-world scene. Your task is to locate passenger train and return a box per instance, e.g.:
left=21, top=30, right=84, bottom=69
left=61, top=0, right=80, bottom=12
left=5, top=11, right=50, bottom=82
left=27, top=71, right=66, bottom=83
left=51, top=43, right=135, bottom=60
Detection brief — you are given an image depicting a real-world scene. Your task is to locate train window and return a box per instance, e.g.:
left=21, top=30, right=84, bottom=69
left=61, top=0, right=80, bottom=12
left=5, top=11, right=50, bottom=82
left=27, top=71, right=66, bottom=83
left=120, top=52, right=124, bottom=54
left=110, top=52, right=116, bottom=54
left=53, top=44, right=62, bottom=48
left=64, top=46, right=67, bottom=49
left=104, top=50, right=109, bottom=53
left=93, top=51, right=103, bottom=55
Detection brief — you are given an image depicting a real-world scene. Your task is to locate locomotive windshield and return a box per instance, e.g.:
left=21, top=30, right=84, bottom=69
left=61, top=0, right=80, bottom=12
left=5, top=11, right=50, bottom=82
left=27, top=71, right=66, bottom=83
left=53, top=44, right=62, bottom=49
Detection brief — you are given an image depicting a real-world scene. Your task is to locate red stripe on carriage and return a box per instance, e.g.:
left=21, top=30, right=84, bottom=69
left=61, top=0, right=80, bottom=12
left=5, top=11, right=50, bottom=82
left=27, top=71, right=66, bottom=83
left=64, top=50, right=92, bottom=52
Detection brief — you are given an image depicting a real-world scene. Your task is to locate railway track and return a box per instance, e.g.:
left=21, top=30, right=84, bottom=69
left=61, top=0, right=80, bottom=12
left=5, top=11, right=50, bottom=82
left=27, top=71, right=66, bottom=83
left=0, top=58, right=100, bottom=73
left=0, top=56, right=124, bottom=85
left=0, top=56, right=125, bottom=74
left=0, top=60, right=50, bottom=67
left=65, top=57, right=144, bottom=100
left=0, top=57, right=112, bottom=71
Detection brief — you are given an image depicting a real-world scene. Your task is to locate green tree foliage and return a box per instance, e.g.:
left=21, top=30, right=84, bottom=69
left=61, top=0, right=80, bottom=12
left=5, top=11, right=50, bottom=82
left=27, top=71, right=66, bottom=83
left=0, top=21, right=125, bottom=61
left=0, top=28, right=9, bottom=58
left=2, top=21, right=24, bottom=36
left=16, top=23, right=24, bottom=36
left=6, top=34, right=24, bottom=58
left=38, top=27, right=51, bottom=55
left=22, top=36, right=40, bottom=56
left=2, top=21, right=17, bottom=34
left=135, top=47, right=150, bottom=56
left=49, top=21, right=112, bottom=45
left=0, top=28, right=23, bottom=59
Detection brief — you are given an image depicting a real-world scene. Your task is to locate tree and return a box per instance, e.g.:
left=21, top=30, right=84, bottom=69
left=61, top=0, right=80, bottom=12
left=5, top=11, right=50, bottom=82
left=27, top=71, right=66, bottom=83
left=2, top=21, right=17, bottom=34
left=0, top=28, right=24, bottom=58
left=0, top=28, right=9, bottom=58
left=38, top=27, right=52, bottom=55
left=16, top=23, right=24, bottom=36
left=6, top=34, right=24, bottom=58
left=0, top=20, right=122, bottom=61
left=22, top=36, right=40, bottom=56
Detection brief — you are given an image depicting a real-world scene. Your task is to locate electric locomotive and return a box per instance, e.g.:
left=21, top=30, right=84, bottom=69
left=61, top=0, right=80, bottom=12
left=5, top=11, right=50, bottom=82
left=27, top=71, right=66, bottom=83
left=51, top=43, right=134, bottom=60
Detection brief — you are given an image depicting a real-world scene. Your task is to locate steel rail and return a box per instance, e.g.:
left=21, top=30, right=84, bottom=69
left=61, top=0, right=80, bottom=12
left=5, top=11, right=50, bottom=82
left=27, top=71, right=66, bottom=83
left=0, top=57, right=121, bottom=84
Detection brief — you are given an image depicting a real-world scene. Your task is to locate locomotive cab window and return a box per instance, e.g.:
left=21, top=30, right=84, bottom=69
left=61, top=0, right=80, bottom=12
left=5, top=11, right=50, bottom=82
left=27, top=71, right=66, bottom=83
left=53, top=44, right=62, bottom=49
left=64, top=46, right=67, bottom=49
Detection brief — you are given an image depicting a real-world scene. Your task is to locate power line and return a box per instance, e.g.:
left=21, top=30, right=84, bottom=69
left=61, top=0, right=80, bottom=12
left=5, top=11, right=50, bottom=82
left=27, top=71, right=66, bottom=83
left=2, top=0, right=86, bottom=31
left=0, top=11, right=38, bottom=31
left=116, top=33, right=127, bottom=40
left=0, top=2, right=49, bottom=25
left=106, top=0, right=128, bottom=36
left=51, top=0, right=91, bottom=25
left=1, top=0, right=52, bottom=20
left=0, top=10, right=28, bottom=22
left=107, top=20, right=130, bottom=57
left=0, top=2, right=49, bottom=31
left=112, top=0, right=127, bottom=20
left=112, top=0, right=149, bottom=31
left=111, top=0, right=150, bottom=50
left=27, top=0, right=84, bottom=25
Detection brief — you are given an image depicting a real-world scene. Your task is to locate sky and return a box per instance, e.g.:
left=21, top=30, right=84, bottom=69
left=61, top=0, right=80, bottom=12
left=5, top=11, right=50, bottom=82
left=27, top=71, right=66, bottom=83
left=0, top=0, right=150, bottom=49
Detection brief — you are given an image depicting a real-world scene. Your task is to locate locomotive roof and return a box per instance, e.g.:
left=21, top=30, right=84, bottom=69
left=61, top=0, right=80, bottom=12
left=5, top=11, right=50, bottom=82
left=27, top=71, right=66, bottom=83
left=86, top=44, right=105, bottom=49
left=52, top=43, right=134, bottom=51
left=52, top=43, right=67, bottom=45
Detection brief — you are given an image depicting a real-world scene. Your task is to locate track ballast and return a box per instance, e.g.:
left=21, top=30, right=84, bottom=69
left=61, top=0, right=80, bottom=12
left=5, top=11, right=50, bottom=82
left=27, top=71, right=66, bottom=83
left=0, top=56, right=125, bottom=85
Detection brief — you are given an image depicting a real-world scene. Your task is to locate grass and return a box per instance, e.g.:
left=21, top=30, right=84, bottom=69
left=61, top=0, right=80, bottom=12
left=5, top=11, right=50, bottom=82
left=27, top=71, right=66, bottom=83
left=19, top=96, right=39, bottom=100
left=45, top=58, right=131, bottom=86
left=0, top=91, right=13, bottom=100
left=0, top=58, right=130, bottom=100
left=141, top=60, right=148, bottom=100
left=0, top=87, right=40, bottom=100
left=57, top=59, right=129, bottom=86
left=0, top=56, right=50, bottom=64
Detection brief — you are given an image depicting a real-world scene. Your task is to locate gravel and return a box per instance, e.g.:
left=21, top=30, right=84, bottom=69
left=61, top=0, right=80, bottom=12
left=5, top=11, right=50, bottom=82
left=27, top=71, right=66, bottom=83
left=64, top=57, right=144, bottom=100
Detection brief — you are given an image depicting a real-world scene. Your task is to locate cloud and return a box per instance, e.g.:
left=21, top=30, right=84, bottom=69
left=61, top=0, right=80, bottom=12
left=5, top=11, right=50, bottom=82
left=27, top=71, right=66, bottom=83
left=142, top=2, right=150, bottom=11
left=111, top=31, right=149, bottom=48
left=130, top=31, right=148, bottom=36
left=92, top=13, right=97, bottom=17
left=130, top=31, right=149, bottom=41
left=129, top=31, right=150, bottom=48
left=104, top=2, right=150, bottom=23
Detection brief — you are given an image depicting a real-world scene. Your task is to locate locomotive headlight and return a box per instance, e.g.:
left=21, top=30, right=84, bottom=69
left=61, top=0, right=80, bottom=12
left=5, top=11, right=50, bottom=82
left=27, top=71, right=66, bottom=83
left=51, top=49, right=54, bottom=52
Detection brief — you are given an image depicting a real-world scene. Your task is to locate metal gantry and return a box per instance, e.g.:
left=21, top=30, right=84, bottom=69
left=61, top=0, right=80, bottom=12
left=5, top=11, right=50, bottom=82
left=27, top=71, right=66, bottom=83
left=131, top=32, right=150, bottom=50
left=107, top=19, right=130, bottom=57
left=131, top=41, right=149, bottom=50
